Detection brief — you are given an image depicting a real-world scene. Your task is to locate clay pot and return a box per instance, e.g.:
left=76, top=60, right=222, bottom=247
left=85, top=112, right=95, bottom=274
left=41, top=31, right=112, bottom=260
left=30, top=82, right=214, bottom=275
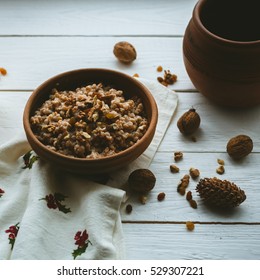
left=23, top=68, right=158, bottom=175
left=183, top=0, right=260, bottom=107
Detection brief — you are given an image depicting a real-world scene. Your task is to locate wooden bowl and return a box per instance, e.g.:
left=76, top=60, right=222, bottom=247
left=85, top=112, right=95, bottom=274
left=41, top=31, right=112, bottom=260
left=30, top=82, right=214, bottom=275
left=183, top=0, right=260, bottom=107
left=23, top=68, right=158, bottom=174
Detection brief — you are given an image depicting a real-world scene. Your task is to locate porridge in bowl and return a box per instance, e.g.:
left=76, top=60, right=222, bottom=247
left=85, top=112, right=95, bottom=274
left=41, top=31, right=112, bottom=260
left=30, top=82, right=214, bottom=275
left=30, top=83, right=148, bottom=159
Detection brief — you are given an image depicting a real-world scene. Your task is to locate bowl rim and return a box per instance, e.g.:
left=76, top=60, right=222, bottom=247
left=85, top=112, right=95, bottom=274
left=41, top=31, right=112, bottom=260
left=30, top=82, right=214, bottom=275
left=194, top=0, right=260, bottom=46
left=23, top=68, right=158, bottom=163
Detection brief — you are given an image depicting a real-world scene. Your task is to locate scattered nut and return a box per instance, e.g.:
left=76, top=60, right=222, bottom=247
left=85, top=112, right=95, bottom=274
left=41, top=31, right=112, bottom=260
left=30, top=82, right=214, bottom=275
left=216, top=165, right=225, bottom=175
left=186, top=221, right=195, bottom=231
left=157, top=70, right=177, bottom=86
left=177, top=108, right=201, bottom=135
left=217, top=159, right=225, bottom=165
left=226, top=134, right=253, bottom=160
left=178, top=187, right=186, bottom=196
left=186, top=190, right=192, bottom=201
left=174, top=151, right=183, bottom=161
left=133, top=73, right=139, bottom=78
left=139, top=195, right=147, bottom=205
left=177, top=174, right=190, bottom=195
left=157, top=76, right=164, bottom=83
left=125, top=204, right=133, bottom=214
left=157, top=65, right=163, bottom=72
left=128, top=169, right=156, bottom=193
left=189, top=168, right=200, bottom=179
left=113, top=41, right=137, bottom=63
left=170, top=164, right=179, bottom=173
left=0, top=67, right=7, bottom=76
left=157, top=192, right=166, bottom=201
left=189, top=199, right=198, bottom=209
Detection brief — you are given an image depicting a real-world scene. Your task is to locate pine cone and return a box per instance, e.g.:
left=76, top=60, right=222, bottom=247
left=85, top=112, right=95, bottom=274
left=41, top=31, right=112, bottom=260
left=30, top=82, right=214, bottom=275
left=196, top=177, right=246, bottom=208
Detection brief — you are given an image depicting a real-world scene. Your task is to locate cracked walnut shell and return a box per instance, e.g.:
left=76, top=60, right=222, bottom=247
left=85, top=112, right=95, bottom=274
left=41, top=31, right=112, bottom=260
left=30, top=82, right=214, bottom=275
left=226, top=135, right=253, bottom=159
left=113, top=41, right=137, bottom=63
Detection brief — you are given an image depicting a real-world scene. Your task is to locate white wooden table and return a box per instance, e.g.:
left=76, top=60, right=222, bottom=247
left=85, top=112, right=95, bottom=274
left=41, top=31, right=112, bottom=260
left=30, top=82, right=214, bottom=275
left=1, top=0, right=260, bottom=260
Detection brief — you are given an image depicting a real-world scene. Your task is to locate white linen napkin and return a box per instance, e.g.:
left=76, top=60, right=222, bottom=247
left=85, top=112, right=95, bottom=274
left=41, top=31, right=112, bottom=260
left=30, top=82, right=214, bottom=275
left=0, top=78, right=178, bottom=260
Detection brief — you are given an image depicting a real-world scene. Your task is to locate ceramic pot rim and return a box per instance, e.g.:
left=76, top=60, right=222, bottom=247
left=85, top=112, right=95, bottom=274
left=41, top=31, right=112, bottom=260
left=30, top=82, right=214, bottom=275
left=194, top=0, right=260, bottom=46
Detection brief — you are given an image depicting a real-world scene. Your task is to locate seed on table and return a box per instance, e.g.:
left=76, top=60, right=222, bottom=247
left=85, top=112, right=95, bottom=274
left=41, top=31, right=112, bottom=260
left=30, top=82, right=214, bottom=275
left=177, top=186, right=186, bottom=196
left=189, top=199, right=198, bottom=209
left=157, top=65, right=163, bottom=72
left=139, top=195, right=147, bottom=205
left=0, top=67, right=7, bottom=75
left=157, top=192, right=166, bottom=201
left=186, top=221, right=195, bottom=231
left=177, top=174, right=190, bottom=195
left=216, top=165, right=225, bottom=175
left=186, top=191, right=192, bottom=201
left=170, top=164, right=179, bottom=173
left=189, top=167, right=200, bottom=179
left=217, top=159, right=225, bottom=165
left=174, top=151, right=183, bottom=161
left=125, top=204, right=133, bottom=214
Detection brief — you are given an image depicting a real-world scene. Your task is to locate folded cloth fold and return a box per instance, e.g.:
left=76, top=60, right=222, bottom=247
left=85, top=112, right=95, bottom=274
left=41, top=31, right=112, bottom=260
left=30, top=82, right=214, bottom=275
left=0, top=79, right=178, bottom=259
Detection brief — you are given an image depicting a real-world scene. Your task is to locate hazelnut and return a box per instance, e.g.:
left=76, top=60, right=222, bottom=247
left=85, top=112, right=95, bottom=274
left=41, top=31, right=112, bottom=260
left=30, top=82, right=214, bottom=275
left=189, top=167, right=200, bottom=179
left=226, top=135, right=253, bottom=160
left=113, top=41, right=137, bottom=63
left=177, top=108, right=201, bottom=135
left=128, top=169, right=156, bottom=193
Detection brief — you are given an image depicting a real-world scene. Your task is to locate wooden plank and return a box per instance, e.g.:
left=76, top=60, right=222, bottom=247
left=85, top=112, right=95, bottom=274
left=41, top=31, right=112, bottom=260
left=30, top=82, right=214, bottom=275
left=0, top=37, right=193, bottom=91
left=0, top=0, right=197, bottom=36
left=1, top=91, right=259, bottom=154
left=123, top=223, right=260, bottom=259
left=159, top=92, right=260, bottom=153
left=121, top=151, right=260, bottom=222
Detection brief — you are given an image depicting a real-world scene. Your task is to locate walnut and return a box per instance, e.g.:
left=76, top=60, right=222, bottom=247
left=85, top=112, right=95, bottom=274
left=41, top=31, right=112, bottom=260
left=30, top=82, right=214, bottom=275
left=128, top=169, right=156, bottom=193
left=113, top=41, right=137, bottom=63
left=174, top=151, right=183, bottom=161
left=189, top=167, right=200, bottom=179
left=177, top=108, right=200, bottom=135
left=170, top=164, right=179, bottom=173
left=226, top=135, right=253, bottom=159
